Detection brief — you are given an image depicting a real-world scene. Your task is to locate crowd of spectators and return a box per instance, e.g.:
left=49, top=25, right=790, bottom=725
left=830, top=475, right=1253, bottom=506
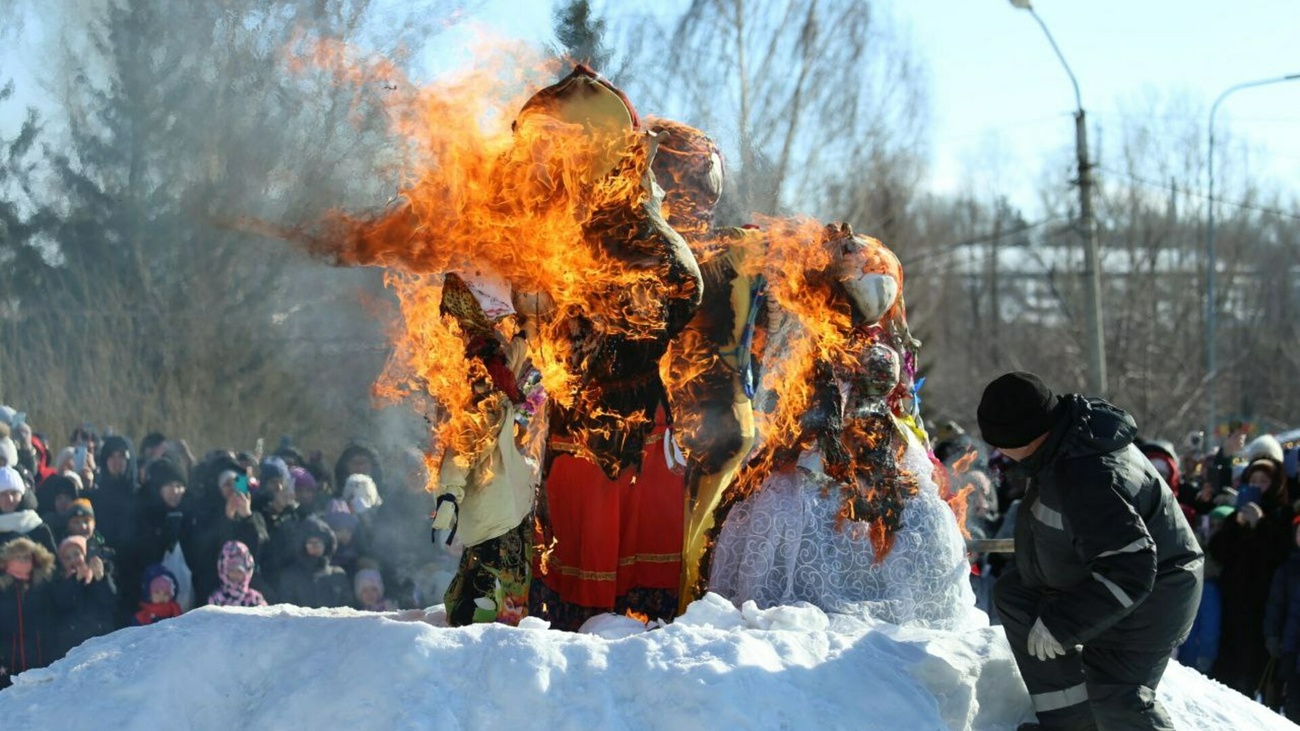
left=0, top=403, right=456, bottom=689
left=935, top=419, right=1300, bottom=720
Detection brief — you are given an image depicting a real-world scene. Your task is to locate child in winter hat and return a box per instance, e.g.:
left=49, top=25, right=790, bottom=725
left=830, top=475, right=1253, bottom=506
left=354, top=567, right=396, bottom=611
left=134, top=564, right=183, bottom=626
left=0, top=463, right=25, bottom=497
left=62, top=498, right=95, bottom=537
left=324, top=508, right=362, bottom=576
left=289, top=466, right=318, bottom=509
left=207, top=540, right=266, bottom=608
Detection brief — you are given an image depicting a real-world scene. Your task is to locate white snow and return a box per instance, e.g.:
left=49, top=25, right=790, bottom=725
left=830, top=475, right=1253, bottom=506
left=0, top=593, right=1293, bottom=730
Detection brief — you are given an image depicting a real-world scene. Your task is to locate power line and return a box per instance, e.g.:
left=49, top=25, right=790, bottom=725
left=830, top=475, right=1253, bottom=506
left=899, top=217, right=1065, bottom=270
left=1095, top=165, right=1300, bottom=222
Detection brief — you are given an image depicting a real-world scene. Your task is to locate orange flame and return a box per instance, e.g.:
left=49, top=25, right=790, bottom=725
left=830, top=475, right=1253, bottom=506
left=708, top=217, right=927, bottom=561
left=290, top=39, right=696, bottom=482
left=938, top=450, right=980, bottom=540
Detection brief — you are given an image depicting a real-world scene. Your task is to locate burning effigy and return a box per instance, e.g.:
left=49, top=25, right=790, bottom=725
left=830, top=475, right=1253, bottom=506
left=284, top=51, right=970, bottom=630
left=703, top=218, right=975, bottom=629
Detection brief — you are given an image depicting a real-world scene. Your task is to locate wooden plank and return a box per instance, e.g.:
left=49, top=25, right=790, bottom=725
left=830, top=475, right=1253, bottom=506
left=966, top=538, right=1015, bottom=554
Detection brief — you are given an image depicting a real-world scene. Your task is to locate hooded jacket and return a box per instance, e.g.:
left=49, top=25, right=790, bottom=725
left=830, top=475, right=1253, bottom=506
left=1010, top=395, right=1203, bottom=650
left=90, top=436, right=138, bottom=553
left=206, top=540, right=266, bottom=608
left=0, top=537, right=57, bottom=680
left=133, top=564, right=183, bottom=625
left=49, top=552, right=118, bottom=660
left=133, top=459, right=197, bottom=567
left=275, top=517, right=350, bottom=608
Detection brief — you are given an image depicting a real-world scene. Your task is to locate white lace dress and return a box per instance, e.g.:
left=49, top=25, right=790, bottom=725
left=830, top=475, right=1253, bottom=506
left=708, top=435, right=975, bottom=630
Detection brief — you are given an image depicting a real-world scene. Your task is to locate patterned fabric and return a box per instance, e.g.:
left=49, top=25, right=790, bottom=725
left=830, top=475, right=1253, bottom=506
left=444, top=515, right=532, bottom=626
left=709, top=438, right=974, bottom=630
left=207, top=585, right=267, bottom=608
left=207, top=540, right=266, bottom=607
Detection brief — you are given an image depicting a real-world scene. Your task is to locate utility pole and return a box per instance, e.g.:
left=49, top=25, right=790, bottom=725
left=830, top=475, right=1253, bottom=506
left=1010, top=1, right=1106, bottom=395
left=1075, top=109, right=1105, bottom=396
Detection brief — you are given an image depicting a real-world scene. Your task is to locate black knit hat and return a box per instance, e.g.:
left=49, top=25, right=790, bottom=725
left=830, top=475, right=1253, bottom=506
left=145, top=458, right=188, bottom=492
left=977, top=371, right=1060, bottom=449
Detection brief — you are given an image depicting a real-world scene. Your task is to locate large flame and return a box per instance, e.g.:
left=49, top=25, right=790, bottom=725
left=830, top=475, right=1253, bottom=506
left=293, top=39, right=693, bottom=475
left=716, top=217, right=922, bottom=560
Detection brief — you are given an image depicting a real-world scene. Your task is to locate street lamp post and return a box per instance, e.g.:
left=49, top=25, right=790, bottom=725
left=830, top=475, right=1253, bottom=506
left=1205, top=73, right=1300, bottom=441
left=1009, top=0, right=1106, bottom=396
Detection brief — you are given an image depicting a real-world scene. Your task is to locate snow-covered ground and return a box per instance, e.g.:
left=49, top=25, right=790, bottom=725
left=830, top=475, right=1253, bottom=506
left=0, top=593, right=1291, bottom=731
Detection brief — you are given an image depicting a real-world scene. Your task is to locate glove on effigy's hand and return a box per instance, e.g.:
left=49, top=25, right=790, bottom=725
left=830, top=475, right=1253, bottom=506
left=1028, top=617, right=1066, bottom=662
left=432, top=487, right=463, bottom=532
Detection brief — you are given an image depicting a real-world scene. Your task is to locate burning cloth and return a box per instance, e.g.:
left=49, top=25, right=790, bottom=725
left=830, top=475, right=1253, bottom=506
left=705, top=222, right=975, bottom=629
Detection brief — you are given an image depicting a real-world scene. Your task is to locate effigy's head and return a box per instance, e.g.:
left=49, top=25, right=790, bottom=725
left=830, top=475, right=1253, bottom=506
left=823, top=222, right=902, bottom=326
left=508, top=65, right=640, bottom=193
left=645, top=118, right=725, bottom=236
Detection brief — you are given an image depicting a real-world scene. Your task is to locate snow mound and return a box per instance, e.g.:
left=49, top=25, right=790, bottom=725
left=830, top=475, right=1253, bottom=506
left=0, top=596, right=1292, bottom=731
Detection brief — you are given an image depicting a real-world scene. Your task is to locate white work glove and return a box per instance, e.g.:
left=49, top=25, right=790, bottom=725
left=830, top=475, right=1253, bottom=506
left=1028, top=617, right=1066, bottom=662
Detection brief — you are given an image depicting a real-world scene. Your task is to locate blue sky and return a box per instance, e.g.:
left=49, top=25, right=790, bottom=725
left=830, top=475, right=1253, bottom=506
left=5, top=0, right=1298, bottom=216
left=464, top=0, right=1300, bottom=213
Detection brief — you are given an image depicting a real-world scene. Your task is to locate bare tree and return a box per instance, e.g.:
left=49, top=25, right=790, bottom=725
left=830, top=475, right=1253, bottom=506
left=0, top=0, right=458, bottom=453
left=613, top=0, right=928, bottom=221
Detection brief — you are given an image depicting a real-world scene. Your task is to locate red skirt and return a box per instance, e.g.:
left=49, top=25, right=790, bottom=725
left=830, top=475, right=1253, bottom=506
left=535, top=426, right=685, bottom=610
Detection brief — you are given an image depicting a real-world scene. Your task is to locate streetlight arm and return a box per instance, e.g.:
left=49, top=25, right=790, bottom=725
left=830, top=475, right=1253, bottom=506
left=1209, top=73, right=1300, bottom=137
left=1026, top=8, right=1083, bottom=112
left=1204, top=71, right=1300, bottom=441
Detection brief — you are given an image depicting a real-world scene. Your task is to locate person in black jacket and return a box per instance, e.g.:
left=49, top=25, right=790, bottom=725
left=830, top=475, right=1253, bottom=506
left=130, top=459, right=198, bottom=611
left=276, top=516, right=350, bottom=608
left=0, top=536, right=57, bottom=688
left=50, top=534, right=117, bottom=661
left=978, top=372, right=1203, bottom=731
left=188, top=468, right=268, bottom=605
left=1211, top=453, right=1292, bottom=697
left=90, top=436, right=138, bottom=554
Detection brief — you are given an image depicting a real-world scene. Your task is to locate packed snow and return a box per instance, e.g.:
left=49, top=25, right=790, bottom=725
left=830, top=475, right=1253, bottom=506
left=0, top=593, right=1292, bottom=730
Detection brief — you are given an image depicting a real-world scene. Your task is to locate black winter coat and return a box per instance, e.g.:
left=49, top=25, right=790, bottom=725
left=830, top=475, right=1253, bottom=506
left=1209, top=493, right=1292, bottom=692
left=259, top=508, right=303, bottom=603
left=1011, top=395, right=1203, bottom=650
left=88, top=471, right=139, bottom=562
left=0, top=576, right=55, bottom=684
left=1270, top=549, right=1300, bottom=654
left=277, top=555, right=351, bottom=609
left=50, top=573, right=118, bottom=661
left=187, top=498, right=269, bottom=604
left=276, top=516, right=350, bottom=608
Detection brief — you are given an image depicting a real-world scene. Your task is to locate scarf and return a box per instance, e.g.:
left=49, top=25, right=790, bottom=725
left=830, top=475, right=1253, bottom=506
left=0, top=509, right=44, bottom=535
left=135, top=600, right=182, bottom=625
